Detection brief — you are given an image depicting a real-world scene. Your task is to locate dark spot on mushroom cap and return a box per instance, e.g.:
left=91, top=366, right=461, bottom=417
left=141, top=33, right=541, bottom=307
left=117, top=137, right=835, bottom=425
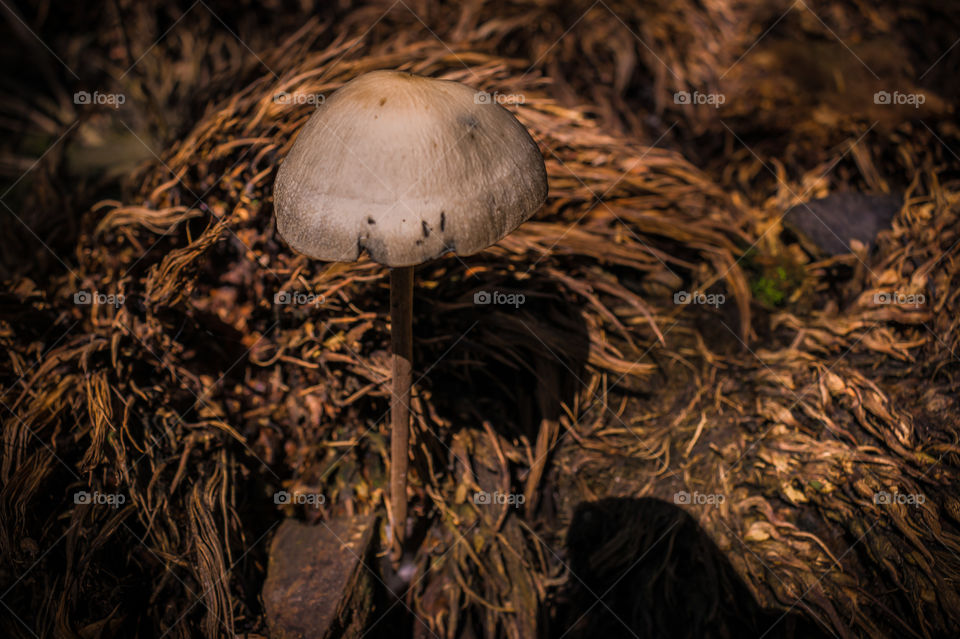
left=440, top=211, right=446, bottom=231
left=459, top=115, right=480, bottom=130
left=379, top=97, right=387, bottom=106
left=367, top=217, right=376, bottom=224
left=422, top=221, right=431, bottom=237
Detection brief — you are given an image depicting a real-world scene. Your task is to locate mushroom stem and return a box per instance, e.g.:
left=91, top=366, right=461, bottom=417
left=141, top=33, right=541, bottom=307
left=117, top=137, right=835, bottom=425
left=389, top=265, right=414, bottom=558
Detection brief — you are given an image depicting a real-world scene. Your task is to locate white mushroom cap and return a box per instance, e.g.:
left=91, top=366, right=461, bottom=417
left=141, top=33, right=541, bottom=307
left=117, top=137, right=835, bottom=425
left=274, top=70, right=547, bottom=267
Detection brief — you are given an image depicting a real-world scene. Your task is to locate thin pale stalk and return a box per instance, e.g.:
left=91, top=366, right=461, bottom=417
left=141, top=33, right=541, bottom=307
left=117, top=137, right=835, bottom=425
left=389, top=265, right=413, bottom=558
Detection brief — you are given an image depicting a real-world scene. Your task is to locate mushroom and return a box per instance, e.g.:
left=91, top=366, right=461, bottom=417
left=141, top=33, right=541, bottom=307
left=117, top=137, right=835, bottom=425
left=273, top=70, right=547, bottom=556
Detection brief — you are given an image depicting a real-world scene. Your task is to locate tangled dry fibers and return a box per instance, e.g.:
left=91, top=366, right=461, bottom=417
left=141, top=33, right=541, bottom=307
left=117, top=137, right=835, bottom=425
left=1, top=0, right=959, bottom=637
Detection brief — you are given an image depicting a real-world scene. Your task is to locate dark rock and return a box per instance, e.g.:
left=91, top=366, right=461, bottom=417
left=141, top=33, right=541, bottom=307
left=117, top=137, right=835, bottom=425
left=783, top=192, right=901, bottom=256
left=263, top=514, right=379, bottom=639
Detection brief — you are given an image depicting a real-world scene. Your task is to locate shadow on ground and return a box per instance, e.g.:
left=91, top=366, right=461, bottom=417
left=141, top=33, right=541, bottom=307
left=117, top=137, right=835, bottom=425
left=552, top=497, right=834, bottom=639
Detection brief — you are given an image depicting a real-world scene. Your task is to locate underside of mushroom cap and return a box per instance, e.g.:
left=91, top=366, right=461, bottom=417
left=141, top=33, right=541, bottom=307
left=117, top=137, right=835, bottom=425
left=274, top=70, right=548, bottom=267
